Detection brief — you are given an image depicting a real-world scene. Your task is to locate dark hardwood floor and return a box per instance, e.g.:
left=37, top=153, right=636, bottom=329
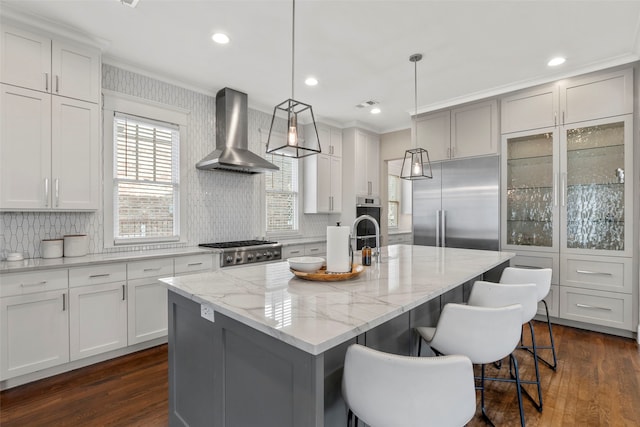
left=1, top=322, right=639, bottom=426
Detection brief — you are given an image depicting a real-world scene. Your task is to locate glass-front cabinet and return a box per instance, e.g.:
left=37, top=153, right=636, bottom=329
left=502, top=114, right=633, bottom=257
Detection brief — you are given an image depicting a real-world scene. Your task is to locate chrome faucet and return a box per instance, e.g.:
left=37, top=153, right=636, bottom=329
left=351, top=214, right=381, bottom=263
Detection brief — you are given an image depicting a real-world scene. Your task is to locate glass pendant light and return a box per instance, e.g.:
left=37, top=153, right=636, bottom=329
left=266, top=0, right=321, bottom=158
left=401, top=53, right=432, bottom=180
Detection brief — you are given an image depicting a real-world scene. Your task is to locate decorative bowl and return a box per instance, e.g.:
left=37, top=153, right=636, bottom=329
left=288, top=256, right=325, bottom=273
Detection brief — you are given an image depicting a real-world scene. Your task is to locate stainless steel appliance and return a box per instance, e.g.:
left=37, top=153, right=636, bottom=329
left=413, top=156, right=499, bottom=250
left=199, top=240, right=282, bottom=267
left=355, top=196, right=381, bottom=250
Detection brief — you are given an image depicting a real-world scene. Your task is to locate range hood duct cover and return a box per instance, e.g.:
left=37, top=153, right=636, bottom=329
left=196, top=88, right=279, bottom=174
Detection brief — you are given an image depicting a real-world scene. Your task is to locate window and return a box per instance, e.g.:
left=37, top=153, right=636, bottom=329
left=113, top=113, right=180, bottom=243
left=266, top=154, right=299, bottom=233
left=102, top=91, right=188, bottom=248
left=388, top=174, right=400, bottom=228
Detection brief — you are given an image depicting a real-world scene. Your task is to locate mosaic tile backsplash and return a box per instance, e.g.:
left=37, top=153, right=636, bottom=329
left=0, top=64, right=332, bottom=259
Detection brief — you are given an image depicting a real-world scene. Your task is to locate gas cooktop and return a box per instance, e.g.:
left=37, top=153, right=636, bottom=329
left=199, top=240, right=282, bottom=267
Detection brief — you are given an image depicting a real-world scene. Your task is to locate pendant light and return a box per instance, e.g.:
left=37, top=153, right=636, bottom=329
left=266, top=0, right=321, bottom=158
left=401, top=53, right=433, bottom=180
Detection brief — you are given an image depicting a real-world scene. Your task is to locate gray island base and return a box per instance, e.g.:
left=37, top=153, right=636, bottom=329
left=162, top=245, right=514, bottom=427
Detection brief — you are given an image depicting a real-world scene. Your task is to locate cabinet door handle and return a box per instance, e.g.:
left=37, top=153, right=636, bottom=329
left=187, top=262, right=203, bottom=267
left=576, top=303, right=612, bottom=311
left=435, top=210, right=440, bottom=247
left=560, top=173, right=567, bottom=207
left=62, top=293, right=66, bottom=311
left=45, top=73, right=49, bottom=92
left=309, top=248, right=319, bottom=252
left=143, top=267, right=162, bottom=272
left=122, top=284, right=126, bottom=300
left=553, top=173, right=558, bottom=207
left=55, top=179, right=60, bottom=207
left=562, top=111, right=565, bottom=125
left=576, top=269, right=613, bottom=276
left=554, top=112, right=557, bottom=127
left=21, top=281, right=47, bottom=287
left=290, top=250, right=301, bottom=255
left=89, top=273, right=111, bottom=279
left=44, top=178, right=49, bottom=207
left=55, top=75, right=59, bottom=93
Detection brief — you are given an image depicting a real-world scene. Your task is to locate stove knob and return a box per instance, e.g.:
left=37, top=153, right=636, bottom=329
left=266, top=251, right=273, bottom=259
left=225, top=255, right=233, bottom=264
left=247, top=254, right=254, bottom=261
left=273, top=250, right=281, bottom=258
left=256, top=253, right=262, bottom=260
left=236, top=256, right=243, bottom=263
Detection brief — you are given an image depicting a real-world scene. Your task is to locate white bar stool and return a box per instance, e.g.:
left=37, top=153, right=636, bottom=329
left=342, top=344, right=476, bottom=427
left=416, top=302, right=526, bottom=426
left=500, top=266, right=557, bottom=370
left=468, top=280, right=543, bottom=413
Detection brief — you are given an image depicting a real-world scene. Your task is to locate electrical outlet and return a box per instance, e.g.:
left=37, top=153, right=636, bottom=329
left=200, top=304, right=215, bottom=323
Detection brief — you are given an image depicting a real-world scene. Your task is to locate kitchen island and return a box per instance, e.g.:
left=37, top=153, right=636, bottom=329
left=161, top=245, right=514, bottom=427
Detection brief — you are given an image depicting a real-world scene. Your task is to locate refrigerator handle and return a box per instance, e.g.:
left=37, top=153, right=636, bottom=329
left=436, top=210, right=441, bottom=247
left=441, top=210, right=446, bottom=247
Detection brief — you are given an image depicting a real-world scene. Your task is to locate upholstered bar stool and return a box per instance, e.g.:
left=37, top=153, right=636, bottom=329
left=467, top=281, right=543, bottom=413
left=342, top=344, right=476, bottom=427
left=415, top=302, right=526, bottom=426
left=500, top=266, right=557, bottom=370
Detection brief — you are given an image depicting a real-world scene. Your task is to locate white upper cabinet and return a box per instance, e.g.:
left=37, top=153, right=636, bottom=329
left=51, top=96, right=100, bottom=210
left=305, top=123, right=342, bottom=157
left=51, top=40, right=101, bottom=103
left=1, top=25, right=100, bottom=103
left=0, top=24, right=101, bottom=211
left=415, top=110, right=450, bottom=162
left=0, top=85, right=52, bottom=209
left=304, top=123, right=343, bottom=213
left=354, top=129, right=380, bottom=197
left=415, top=100, right=498, bottom=161
left=0, top=25, right=51, bottom=93
left=501, top=68, right=633, bottom=133
left=0, top=84, right=100, bottom=210
left=451, top=100, right=499, bottom=159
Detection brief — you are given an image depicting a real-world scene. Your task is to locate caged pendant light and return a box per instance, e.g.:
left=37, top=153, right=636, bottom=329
left=266, top=0, right=321, bottom=158
left=401, top=53, right=432, bottom=180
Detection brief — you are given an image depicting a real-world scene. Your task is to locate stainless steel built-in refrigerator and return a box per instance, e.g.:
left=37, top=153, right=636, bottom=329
left=413, top=155, right=500, bottom=250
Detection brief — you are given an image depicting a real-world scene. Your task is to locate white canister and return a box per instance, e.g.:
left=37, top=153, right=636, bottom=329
left=41, top=239, right=63, bottom=259
left=63, top=234, right=89, bottom=257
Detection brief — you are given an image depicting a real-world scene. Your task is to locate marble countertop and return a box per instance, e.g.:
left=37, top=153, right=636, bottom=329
left=161, top=245, right=514, bottom=355
left=0, top=247, right=221, bottom=274
left=278, top=237, right=326, bottom=246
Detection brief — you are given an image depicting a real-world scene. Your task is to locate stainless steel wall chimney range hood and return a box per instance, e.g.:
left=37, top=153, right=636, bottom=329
left=196, top=88, right=279, bottom=174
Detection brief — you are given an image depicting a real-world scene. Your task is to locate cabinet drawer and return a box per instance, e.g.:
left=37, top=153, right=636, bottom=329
left=127, top=258, right=173, bottom=280
left=537, top=284, right=559, bottom=318
left=561, top=255, right=632, bottom=293
left=69, top=263, right=126, bottom=288
left=175, top=254, right=214, bottom=275
left=305, top=243, right=326, bottom=256
left=1, top=269, right=68, bottom=297
left=559, top=286, right=633, bottom=330
left=282, top=245, right=305, bottom=259
left=510, top=251, right=559, bottom=285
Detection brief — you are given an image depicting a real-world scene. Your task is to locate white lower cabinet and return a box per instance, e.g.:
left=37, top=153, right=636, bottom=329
left=0, top=289, right=69, bottom=380
left=127, top=277, right=167, bottom=345
left=69, top=282, right=127, bottom=361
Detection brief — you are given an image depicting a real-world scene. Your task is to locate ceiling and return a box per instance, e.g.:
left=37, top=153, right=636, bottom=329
left=2, top=0, right=640, bottom=133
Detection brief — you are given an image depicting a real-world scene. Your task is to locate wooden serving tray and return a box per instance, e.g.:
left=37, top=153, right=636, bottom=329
left=290, top=264, right=364, bottom=282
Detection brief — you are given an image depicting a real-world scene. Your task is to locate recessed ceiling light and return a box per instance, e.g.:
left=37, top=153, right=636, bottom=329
left=305, top=77, right=318, bottom=86
left=212, top=33, right=230, bottom=44
left=370, top=108, right=381, bottom=114
left=547, top=57, right=566, bottom=67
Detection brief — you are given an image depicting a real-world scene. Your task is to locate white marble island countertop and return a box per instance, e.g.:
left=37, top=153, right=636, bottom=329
left=160, top=245, right=514, bottom=355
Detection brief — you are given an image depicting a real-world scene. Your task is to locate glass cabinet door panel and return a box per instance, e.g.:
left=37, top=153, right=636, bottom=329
left=565, top=120, right=625, bottom=250
left=506, top=132, right=555, bottom=247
